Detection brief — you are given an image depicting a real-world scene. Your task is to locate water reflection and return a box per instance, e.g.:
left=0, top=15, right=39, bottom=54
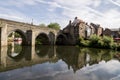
left=35, top=45, right=55, bottom=58
left=7, top=42, right=32, bottom=61
left=56, top=46, right=116, bottom=73
left=1, top=45, right=119, bottom=72
left=7, top=43, right=23, bottom=61
left=0, top=44, right=120, bottom=80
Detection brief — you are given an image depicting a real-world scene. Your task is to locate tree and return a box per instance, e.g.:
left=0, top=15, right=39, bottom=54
left=48, top=23, right=60, bottom=30
left=39, top=23, right=46, bottom=27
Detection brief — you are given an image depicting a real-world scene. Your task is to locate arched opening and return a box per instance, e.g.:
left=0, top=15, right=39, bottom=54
left=35, top=33, right=50, bottom=45
left=8, top=29, right=27, bottom=46
left=7, top=29, right=27, bottom=61
left=56, top=34, right=67, bottom=45
left=49, top=32, right=55, bottom=45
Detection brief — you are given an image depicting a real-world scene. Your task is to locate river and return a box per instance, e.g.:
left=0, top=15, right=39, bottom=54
left=0, top=43, right=120, bottom=80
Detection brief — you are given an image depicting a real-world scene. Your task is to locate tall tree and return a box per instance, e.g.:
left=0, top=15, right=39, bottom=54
left=48, top=23, right=60, bottom=30
left=39, top=23, right=46, bottom=27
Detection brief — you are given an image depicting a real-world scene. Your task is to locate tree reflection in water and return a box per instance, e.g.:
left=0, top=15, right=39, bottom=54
left=56, top=46, right=117, bottom=73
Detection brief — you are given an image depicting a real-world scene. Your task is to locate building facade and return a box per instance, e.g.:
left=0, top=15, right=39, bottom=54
left=56, top=18, right=103, bottom=45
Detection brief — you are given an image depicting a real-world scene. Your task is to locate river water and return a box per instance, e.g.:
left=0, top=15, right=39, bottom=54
left=0, top=43, right=120, bottom=80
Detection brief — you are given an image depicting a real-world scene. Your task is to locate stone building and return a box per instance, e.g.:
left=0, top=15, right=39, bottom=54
left=56, top=17, right=103, bottom=45
left=103, top=28, right=120, bottom=38
left=103, top=28, right=112, bottom=37
left=90, top=23, right=103, bottom=36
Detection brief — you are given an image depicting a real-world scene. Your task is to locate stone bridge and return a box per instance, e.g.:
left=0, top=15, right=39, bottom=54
left=0, top=18, right=59, bottom=46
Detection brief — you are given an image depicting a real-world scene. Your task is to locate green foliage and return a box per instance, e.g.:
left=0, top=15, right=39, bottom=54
left=102, top=36, right=114, bottom=49
left=81, top=40, right=90, bottom=47
left=89, top=34, right=101, bottom=47
left=78, top=34, right=119, bottom=51
left=15, top=33, right=21, bottom=37
left=117, top=45, right=120, bottom=51
left=79, top=36, right=84, bottom=42
left=48, top=23, right=60, bottom=30
left=111, top=43, right=118, bottom=50
left=14, top=44, right=22, bottom=53
left=7, top=44, right=22, bottom=54
left=35, top=38, right=42, bottom=45
left=78, top=37, right=90, bottom=47
left=97, top=40, right=104, bottom=48
left=8, top=32, right=21, bottom=37
left=39, top=23, right=46, bottom=27
left=78, top=36, right=84, bottom=45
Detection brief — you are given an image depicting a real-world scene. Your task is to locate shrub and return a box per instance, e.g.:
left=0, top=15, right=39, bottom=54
left=78, top=36, right=90, bottom=47
left=97, top=40, right=104, bottom=48
left=89, top=34, right=101, bottom=47
left=81, top=40, right=90, bottom=47
left=111, top=43, right=118, bottom=50
left=78, top=34, right=119, bottom=51
left=117, top=44, right=120, bottom=51
left=78, top=36, right=84, bottom=45
left=102, top=36, right=114, bottom=49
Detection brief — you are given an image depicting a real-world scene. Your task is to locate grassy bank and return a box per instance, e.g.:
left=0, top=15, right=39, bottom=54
left=78, top=34, right=120, bottom=51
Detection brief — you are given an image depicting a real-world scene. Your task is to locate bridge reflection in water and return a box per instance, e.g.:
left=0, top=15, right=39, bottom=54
left=0, top=43, right=120, bottom=80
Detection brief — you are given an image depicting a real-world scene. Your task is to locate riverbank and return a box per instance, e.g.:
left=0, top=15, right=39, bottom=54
left=78, top=35, right=120, bottom=51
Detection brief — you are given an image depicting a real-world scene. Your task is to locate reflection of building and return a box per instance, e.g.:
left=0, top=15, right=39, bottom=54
left=56, top=46, right=85, bottom=72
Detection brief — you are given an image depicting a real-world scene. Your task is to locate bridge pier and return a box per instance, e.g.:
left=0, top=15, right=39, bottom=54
left=26, top=30, right=35, bottom=46
left=0, top=46, right=7, bottom=67
left=1, top=24, right=7, bottom=47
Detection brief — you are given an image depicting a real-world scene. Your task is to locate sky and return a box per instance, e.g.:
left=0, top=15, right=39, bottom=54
left=0, top=0, right=120, bottom=29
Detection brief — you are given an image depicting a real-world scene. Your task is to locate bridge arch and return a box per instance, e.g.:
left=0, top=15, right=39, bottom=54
left=56, top=34, right=68, bottom=45
left=35, top=33, right=50, bottom=45
left=8, top=29, right=27, bottom=45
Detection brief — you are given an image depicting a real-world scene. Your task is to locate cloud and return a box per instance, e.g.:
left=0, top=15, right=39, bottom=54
left=53, top=0, right=120, bottom=28
left=0, top=0, right=119, bottom=29
left=0, top=0, right=37, bottom=8
left=0, top=7, right=33, bottom=24
left=110, top=75, right=120, bottom=80
left=80, top=60, right=120, bottom=75
left=109, top=0, right=120, bottom=7
left=97, top=8, right=120, bottom=28
left=0, top=14, right=23, bottom=20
